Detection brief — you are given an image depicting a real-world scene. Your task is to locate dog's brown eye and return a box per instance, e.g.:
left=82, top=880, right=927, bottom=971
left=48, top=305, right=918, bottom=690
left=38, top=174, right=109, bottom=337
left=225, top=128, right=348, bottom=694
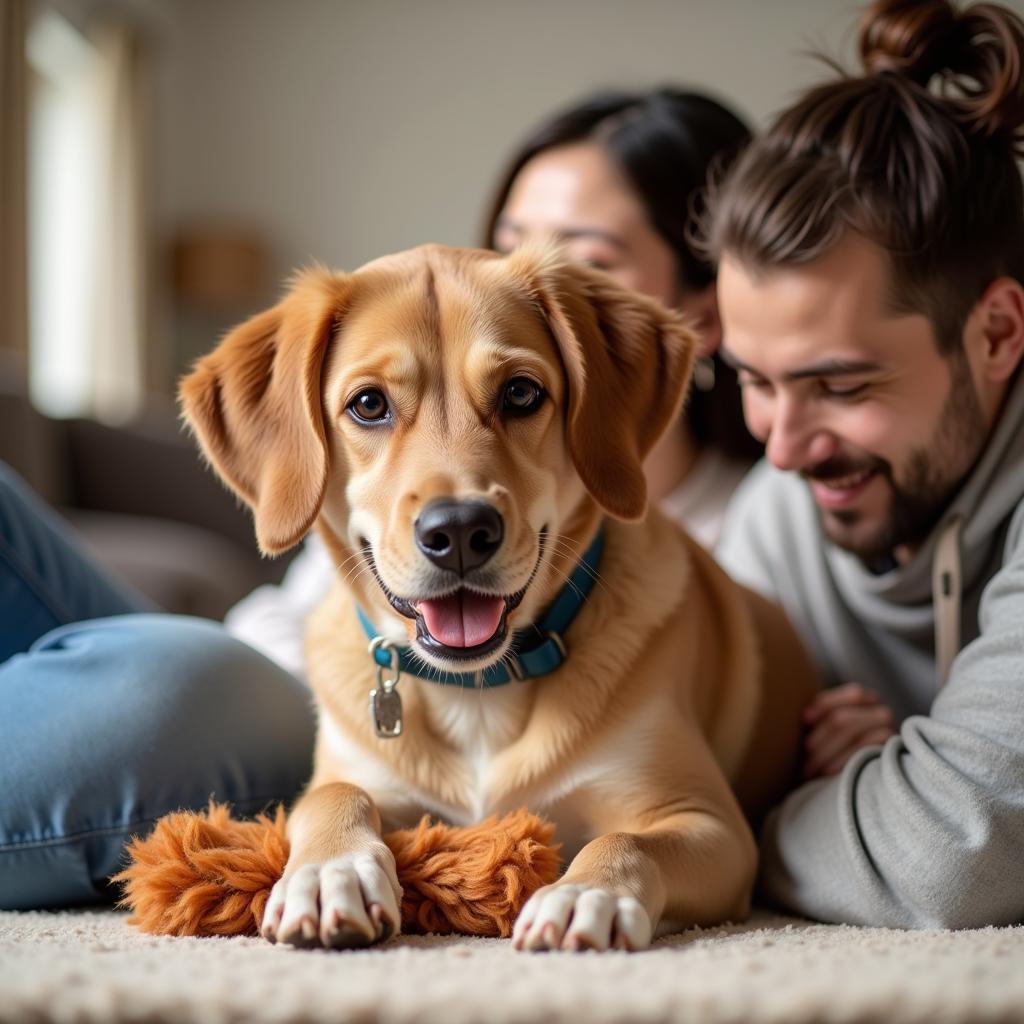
left=502, top=377, right=545, bottom=417
left=348, top=388, right=390, bottom=423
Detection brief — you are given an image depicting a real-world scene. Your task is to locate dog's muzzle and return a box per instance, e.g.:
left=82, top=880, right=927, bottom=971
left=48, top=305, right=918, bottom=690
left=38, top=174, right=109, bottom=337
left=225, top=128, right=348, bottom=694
left=409, top=499, right=507, bottom=652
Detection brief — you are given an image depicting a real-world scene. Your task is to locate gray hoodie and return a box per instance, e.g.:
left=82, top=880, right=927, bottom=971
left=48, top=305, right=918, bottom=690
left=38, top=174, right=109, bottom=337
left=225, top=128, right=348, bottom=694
left=717, top=368, right=1024, bottom=928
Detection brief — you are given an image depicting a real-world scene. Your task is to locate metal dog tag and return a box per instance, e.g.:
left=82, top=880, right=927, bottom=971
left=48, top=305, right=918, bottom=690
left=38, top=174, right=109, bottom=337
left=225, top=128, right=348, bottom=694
left=370, top=685, right=403, bottom=739
left=368, top=635, right=404, bottom=739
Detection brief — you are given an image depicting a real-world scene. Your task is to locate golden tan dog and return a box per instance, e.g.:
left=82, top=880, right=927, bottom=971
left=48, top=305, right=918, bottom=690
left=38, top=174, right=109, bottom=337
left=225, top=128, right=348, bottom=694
left=180, top=243, right=817, bottom=953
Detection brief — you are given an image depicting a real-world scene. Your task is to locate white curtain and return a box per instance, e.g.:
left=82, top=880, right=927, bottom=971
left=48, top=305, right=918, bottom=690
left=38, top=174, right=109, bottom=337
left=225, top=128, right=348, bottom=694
left=87, top=19, right=148, bottom=421
left=27, top=10, right=149, bottom=422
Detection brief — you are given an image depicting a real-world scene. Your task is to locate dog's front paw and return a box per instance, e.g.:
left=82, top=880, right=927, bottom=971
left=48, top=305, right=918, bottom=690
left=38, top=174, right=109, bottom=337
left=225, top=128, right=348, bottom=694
left=512, top=883, right=652, bottom=952
left=261, top=849, right=402, bottom=950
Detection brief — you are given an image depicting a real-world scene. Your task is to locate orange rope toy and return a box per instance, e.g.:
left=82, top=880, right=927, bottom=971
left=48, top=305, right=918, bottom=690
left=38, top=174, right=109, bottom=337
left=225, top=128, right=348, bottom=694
left=114, top=802, right=561, bottom=939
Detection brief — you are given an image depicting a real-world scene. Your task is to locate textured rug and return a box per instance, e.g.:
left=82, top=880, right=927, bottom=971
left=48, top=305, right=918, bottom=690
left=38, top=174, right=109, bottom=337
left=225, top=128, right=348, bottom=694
left=2, top=908, right=1024, bottom=1024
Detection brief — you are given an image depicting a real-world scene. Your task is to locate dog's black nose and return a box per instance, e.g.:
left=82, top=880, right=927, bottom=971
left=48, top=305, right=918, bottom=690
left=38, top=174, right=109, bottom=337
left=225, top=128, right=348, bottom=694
left=414, top=499, right=504, bottom=575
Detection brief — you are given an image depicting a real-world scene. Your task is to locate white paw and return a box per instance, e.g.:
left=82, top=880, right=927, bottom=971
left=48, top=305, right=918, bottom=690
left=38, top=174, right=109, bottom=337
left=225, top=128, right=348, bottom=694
left=511, top=883, right=652, bottom=952
left=261, top=849, right=402, bottom=949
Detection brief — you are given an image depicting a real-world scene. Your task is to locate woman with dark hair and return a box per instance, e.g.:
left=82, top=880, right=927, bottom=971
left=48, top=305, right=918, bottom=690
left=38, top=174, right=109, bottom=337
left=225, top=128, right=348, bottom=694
left=484, top=89, right=761, bottom=549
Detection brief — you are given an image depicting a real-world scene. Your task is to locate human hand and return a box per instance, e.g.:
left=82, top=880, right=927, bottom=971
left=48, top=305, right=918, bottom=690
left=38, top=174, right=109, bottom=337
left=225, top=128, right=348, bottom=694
left=802, top=682, right=896, bottom=780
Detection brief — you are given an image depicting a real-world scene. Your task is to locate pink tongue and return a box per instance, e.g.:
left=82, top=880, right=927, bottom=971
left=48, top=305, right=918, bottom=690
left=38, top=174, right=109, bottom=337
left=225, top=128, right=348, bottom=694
left=418, top=592, right=505, bottom=648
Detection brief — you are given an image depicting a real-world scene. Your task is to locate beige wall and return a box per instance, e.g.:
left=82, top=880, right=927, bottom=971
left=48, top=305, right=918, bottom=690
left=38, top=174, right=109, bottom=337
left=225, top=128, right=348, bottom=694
left=150, top=1, right=871, bottom=280
left=139, top=0, right=1021, bottom=370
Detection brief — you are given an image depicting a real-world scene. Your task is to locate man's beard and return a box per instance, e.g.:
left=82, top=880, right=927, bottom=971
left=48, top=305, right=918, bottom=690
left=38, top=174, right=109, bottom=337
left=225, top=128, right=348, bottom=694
left=806, top=357, right=987, bottom=565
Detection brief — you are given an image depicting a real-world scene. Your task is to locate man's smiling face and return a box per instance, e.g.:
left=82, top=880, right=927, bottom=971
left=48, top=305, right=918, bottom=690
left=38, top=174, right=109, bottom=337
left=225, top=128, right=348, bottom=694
left=717, top=232, right=990, bottom=566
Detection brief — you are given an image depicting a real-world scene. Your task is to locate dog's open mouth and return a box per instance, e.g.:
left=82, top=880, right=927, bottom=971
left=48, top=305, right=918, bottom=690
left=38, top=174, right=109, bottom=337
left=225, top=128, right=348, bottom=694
left=363, top=531, right=545, bottom=663
left=414, top=591, right=511, bottom=660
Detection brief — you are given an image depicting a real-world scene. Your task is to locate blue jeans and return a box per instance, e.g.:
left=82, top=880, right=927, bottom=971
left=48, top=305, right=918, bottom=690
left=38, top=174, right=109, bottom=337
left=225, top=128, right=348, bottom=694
left=0, top=462, right=316, bottom=909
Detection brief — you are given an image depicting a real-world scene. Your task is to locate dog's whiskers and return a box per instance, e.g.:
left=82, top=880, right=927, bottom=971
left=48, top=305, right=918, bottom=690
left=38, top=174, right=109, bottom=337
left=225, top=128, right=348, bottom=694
left=548, top=538, right=609, bottom=595
left=335, top=553, right=364, bottom=579
left=552, top=534, right=583, bottom=553
left=334, top=548, right=364, bottom=571
left=336, top=549, right=374, bottom=587
left=545, top=570, right=586, bottom=604
left=344, top=565, right=378, bottom=590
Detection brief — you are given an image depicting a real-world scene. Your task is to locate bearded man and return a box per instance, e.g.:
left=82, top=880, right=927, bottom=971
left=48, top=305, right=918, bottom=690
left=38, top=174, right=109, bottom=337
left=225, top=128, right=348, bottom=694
left=711, top=0, right=1024, bottom=928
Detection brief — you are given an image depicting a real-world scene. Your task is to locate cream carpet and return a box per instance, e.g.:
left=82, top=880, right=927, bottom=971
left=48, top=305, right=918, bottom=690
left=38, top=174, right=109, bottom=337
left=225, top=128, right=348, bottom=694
left=2, top=908, right=1023, bottom=1024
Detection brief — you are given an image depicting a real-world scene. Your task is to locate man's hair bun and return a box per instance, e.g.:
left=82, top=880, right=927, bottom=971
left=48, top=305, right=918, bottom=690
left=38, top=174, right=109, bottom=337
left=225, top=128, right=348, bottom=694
left=859, top=0, right=960, bottom=84
left=859, top=0, right=1024, bottom=147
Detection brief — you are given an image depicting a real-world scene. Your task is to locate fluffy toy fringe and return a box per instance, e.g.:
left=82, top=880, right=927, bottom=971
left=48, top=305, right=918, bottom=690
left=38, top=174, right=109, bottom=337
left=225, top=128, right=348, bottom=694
left=113, top=802, right=561, bottom=939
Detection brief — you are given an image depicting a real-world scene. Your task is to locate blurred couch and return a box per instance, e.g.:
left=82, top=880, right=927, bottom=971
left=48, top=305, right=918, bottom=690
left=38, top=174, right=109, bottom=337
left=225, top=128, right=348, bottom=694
left=0, top=356, right=291, bottom=619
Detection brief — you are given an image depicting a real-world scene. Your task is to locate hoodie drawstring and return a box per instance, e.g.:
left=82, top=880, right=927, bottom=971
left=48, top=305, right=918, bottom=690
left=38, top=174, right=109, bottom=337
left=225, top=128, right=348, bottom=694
left=931, top=515, right=964, bottom=689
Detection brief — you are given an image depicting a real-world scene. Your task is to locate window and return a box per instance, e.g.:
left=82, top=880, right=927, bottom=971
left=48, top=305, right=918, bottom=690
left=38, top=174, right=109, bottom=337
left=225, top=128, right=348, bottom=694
left=27, top=8, right=145, bottom=421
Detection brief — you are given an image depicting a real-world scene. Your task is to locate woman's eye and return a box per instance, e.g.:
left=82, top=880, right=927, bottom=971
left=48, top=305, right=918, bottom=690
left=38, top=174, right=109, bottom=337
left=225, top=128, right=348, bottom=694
left=348, top=388, right=390, bottom=423
left=738, top=373, right=772, bottom=394
left=502, top=377, right=546, bottom=416
left=822, top=382, right=868, bottom=399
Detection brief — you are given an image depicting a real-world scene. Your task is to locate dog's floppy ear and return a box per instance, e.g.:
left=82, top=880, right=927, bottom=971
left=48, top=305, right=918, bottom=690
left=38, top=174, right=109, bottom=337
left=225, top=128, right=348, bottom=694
left=178, top=268, right=349, bottom=555
left=505, top=245, right=696, bottom=520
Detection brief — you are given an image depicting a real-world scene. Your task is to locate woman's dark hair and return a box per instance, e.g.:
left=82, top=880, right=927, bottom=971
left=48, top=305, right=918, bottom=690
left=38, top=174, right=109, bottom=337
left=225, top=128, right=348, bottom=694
left=482, top=88, right=762, bottom=463
left=706, top=0, right=1024, bottom=356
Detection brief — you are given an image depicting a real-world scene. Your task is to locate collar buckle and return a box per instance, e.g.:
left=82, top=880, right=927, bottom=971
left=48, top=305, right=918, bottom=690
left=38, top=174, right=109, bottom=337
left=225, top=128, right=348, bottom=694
left=544, top=630, right=567, bottom=660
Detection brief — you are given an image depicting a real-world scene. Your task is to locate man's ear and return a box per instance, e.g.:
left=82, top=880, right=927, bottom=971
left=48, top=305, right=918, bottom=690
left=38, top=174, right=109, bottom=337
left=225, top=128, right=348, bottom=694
left=974, top=276, right=1024, bottom=382
left=504, top=244, right=697, bottom=520
left=178, top=268, right=350, bottom=555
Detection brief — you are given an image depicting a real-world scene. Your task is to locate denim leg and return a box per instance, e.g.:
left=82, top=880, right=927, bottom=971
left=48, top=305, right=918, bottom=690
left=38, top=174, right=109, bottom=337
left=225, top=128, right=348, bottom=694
left=0, top=461, right=149, bottom=662
left=0, top=615, right=316, bottom=910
